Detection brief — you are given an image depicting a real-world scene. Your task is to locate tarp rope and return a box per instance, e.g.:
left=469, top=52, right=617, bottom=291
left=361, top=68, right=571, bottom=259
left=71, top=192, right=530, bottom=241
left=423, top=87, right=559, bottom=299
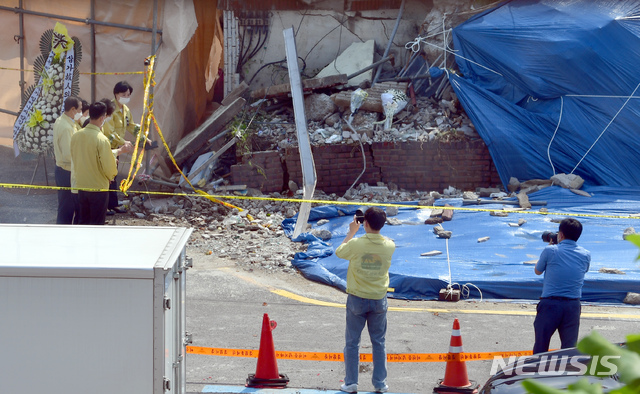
left=569, top=80, right=640, bottom=174
left=442, top=229, right=484, bottom=302
left=546, top=95, right=564, bottom=176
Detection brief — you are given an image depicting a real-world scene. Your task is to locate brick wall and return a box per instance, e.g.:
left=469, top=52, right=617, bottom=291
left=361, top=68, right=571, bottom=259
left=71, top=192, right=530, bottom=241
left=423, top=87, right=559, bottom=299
left=231, top=140, right=501, bottom=194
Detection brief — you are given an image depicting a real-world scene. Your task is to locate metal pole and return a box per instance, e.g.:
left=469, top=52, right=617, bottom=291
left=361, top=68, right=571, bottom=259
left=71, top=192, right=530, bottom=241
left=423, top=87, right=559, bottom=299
left=0, top=5, right=163, bottom=34
left=144, top=0, right=158, bottom=175
left=0, top=109, right=18, bottom=116
left=152, top=0, right=158, bottom=55
left=90, top=0, right=96, bottom=102
left=18, top=0, right=25, bottom=100
left=372, top=0, right=406, bottom=86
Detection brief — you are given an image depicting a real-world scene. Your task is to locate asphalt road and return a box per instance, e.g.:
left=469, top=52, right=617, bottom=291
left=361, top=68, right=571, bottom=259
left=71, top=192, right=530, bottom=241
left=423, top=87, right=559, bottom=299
left=2, top=145, right=639, bottom=394
left=185, top=256, right=640, bottom=394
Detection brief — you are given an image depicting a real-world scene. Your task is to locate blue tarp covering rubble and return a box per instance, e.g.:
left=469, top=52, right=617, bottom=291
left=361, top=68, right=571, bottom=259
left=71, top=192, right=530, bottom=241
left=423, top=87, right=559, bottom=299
left=449, top=0, right=640, bottom=187
left=283, top=1, right=640, bottom=303
left=284, top=187, right=640, bottom=303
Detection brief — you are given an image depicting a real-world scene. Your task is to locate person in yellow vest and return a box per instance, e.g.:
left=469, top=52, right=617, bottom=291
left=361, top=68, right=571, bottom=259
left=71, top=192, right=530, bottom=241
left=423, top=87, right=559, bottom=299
left=101, top=81, right=156, bottom=214
left=70, top=101, right=132, bottom=225
left=53, top=96, right=82, bottom=224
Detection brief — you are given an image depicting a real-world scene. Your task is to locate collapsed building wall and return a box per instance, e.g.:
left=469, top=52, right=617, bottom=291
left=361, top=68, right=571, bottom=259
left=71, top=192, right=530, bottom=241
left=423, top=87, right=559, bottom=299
left=231, top=139, right=500, bottom=194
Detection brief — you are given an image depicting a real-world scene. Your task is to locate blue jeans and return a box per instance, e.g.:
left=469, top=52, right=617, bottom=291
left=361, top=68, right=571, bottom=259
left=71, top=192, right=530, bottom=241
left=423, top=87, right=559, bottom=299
left=344, top=294, right=388, bottom=389
left=533, top=298, right=581, bottom=354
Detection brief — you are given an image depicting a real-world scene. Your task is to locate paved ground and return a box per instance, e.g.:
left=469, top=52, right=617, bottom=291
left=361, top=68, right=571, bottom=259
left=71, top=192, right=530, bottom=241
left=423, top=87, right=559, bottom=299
left=2, top=145, right=639, bottom=394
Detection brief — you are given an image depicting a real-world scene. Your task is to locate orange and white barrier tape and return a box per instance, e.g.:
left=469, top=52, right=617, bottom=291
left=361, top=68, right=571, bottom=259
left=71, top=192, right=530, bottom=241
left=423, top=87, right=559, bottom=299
left=186, top=346, right=533, bottom=363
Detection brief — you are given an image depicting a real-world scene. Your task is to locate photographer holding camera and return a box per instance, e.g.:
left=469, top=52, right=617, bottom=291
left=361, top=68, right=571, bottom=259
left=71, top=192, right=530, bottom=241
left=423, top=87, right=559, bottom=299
left=533, top=218, right=591, bottom=354
left=335, top=207, right=395, bottom=393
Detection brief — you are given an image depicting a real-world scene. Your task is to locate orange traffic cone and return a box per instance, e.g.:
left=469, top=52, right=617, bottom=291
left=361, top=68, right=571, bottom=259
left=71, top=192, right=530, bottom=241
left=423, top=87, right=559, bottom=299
left=434, top=319, right=479, bottom=393
left=246, top=313, right=289, bottom=388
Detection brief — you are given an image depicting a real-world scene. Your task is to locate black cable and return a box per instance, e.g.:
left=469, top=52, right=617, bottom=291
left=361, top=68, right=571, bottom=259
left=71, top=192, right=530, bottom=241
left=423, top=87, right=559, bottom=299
left=237, top=26, right=255, bottom=74
left=247, top=59, right=286, bottom=86
left=247, top=23, right=269, bottom=60
left=246, top=26, right=262, bottom=60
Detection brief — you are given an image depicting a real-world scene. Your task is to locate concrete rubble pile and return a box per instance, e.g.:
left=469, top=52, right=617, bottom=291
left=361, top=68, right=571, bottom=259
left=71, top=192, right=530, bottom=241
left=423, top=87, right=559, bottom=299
left=121, top=180, right=480, bottom=274
left=255, top=92, right=478, bottom=152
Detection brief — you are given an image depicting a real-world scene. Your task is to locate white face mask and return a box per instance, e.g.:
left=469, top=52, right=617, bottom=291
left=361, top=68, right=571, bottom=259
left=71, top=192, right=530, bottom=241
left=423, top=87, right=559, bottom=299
left=118, top=97, right=130, bottom=105
left=100, top=116, right=111, bottom=128
left=73, top=111, right=82, bottom=121
left=79, top=115, right=88, bottom=124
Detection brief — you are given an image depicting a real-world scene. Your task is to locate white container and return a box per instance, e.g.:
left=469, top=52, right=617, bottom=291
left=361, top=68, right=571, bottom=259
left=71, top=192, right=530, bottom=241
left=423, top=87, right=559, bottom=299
left=0, top=224, right=193, bottom=394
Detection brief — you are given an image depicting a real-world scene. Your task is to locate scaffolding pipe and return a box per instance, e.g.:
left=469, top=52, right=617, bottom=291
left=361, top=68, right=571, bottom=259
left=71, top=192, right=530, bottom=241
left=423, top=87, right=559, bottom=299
left=0, top=5, right=164, bottom=34
left=90, top=0, right=96, bottom=102
left=18, top=0, right=25, bottom=100
left=0, top=1, right=163, bottom=115
left=0, top=109, right=19, bottom=116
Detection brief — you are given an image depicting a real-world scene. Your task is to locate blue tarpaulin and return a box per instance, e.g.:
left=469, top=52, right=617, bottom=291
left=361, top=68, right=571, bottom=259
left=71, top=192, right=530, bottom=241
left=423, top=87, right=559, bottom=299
left=448, top=0, right=640, bottom=188
left=284, top=187, right=640, bottom=303
left=283, top=1, right=640, bottom=303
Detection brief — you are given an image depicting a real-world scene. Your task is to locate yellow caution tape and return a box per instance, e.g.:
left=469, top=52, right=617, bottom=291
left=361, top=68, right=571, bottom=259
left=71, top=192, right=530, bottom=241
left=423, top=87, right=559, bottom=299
left=120, top=55, right=155, bottom=193
left=114, top=55, right=252, bottom=218
left=1, top=181, right=639, bottom=220
left=186, top=345, right=533, bottom=362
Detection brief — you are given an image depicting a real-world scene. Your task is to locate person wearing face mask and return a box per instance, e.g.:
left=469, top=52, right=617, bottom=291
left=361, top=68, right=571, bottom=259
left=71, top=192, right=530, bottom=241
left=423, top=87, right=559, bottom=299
left=111, top=80, right=156, bottom=150
left=76, top=99, right=90, bottom=129
left=53, top=96, right=83, bottom=224
left=98, top=97, right=127, bottom=215
left=70, top=101, right=133, bottom=225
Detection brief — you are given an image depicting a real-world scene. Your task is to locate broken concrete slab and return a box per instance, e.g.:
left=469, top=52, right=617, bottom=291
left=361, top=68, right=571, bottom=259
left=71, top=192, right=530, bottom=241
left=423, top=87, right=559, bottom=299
left=315, top=39, right=375, bottom=87
left=421, top=250, right=442, bottom=256
left=304, top=93, right=338, bottom=121
left=623, top=292, right=640, bottom=305
left=250, top=74, right=348, bottom=99
left=433, top=225, right=452, bottom=239
left=424, top=217, right=443, bottom=224
left=173, top=97, right=246, bottom=166
left=477, top=187, right=502, bottom=197
left=517, top=190, right=532, bottom=209
left=508, top=177, right=520, bottom=192
left=599, top=268, right=626, bottom=275
left=442, top=203, right=454, bottom=221
left=551, top=173, right=585, bottom=189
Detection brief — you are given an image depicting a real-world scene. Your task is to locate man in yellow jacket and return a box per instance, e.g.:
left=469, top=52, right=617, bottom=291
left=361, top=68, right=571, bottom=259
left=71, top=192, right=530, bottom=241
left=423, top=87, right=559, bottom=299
left=335, top=207, right=395, bottom=393
left=52, top=96, right=82, bottom=224
left=70, top=101, right=132, bottom=225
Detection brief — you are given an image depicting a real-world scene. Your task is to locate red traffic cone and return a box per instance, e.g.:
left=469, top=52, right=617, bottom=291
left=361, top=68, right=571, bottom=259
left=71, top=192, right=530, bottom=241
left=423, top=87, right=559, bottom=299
left=246, top=313, right=289, bottom=388
left=434, top=319, right=479, bottom=393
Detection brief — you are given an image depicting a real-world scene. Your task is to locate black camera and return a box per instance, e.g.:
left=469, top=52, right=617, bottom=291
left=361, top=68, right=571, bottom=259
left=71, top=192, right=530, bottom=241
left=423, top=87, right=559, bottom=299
left=355, top=208, right=365, bottom=224
left=541, top=231, right=558, bottom=244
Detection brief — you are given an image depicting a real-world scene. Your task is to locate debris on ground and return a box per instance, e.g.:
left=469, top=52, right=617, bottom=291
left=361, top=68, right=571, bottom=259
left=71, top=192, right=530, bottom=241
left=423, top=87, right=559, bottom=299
left=598, top=268, right=626, bottom=275
left=119, top=179, right=509, bottom=274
